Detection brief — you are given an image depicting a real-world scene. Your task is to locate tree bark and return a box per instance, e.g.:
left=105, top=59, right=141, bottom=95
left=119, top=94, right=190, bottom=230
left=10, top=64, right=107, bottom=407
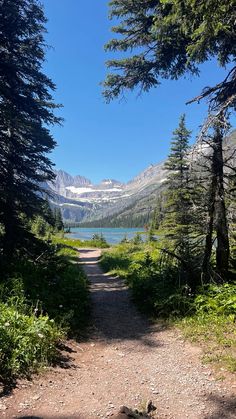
left=202, top=126, right=229, bottom=281
left=214, top=127, right=229, bottom=278
left=201, top=169, right=216, bottom=282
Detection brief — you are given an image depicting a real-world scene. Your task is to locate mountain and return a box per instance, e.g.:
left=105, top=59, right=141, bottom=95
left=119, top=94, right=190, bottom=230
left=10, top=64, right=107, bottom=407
left=48, top=162, right=168, bottom=225
left=48, top=130, right=236, bottom=226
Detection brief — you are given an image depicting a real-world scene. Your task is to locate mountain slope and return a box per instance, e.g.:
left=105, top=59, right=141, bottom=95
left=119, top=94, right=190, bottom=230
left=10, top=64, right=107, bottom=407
left=48, top=162, right=167, bottom=224
left=48, top=129, right=236, bottom=226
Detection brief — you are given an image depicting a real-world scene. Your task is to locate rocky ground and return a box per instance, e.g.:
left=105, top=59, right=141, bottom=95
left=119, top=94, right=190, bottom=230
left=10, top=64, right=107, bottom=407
left=0, top=248, right=235, bottom=419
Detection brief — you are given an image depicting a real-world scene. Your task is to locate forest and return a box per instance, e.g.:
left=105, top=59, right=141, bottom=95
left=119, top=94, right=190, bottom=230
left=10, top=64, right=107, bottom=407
left=0, top=0, right=235, bottom=387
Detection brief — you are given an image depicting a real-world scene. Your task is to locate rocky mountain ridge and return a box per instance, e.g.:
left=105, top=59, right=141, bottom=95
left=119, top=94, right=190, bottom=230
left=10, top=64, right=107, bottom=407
left=48, top=161, right=167, bottom=224
left=48, top=130, right=236, bottom=225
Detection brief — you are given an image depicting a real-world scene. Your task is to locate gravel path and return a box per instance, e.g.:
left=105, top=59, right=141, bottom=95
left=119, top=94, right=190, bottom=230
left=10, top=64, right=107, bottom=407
left=1, top=248, right=235, bottom=419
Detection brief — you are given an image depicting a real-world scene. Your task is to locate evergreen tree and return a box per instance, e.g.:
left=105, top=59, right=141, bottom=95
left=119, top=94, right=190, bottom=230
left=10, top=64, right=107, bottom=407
left=31, top=216, right=47, bottom=238
left=160, top=115, right=195, bottom=286
left=0, top=0, right=60, bottom=256
left=42, top=198, right=55, bottom=228
left=103, top=1, right=235, bottom=281
left=150, top=193, right=164, bottom=231
left=54, top=208, right=64, bottom=232
left=103, top=0, right=236, bottom=111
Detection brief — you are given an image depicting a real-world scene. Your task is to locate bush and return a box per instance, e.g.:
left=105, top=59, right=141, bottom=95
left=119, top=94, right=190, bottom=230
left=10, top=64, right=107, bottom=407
left=54, top=235, right=109, bottom=249
left=193, top=283, right=236, bottom=317
left=0, top=302, right=62, bottom=379
left=10, top=247, right=89, bottom=335
left=89, top=233, right=109, bottom=248
left=0, top=240, right=89, bottom=380
left=100, top=248, right=130, bottom=273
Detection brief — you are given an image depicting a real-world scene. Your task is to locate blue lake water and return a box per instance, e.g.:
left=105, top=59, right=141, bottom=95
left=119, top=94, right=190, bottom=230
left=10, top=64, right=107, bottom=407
left=68, top=227, right=146, bottom=244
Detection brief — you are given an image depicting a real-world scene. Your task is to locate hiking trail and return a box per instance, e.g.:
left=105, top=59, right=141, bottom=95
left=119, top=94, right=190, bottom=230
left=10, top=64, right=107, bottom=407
left=1, top=248, right=235, bottom=419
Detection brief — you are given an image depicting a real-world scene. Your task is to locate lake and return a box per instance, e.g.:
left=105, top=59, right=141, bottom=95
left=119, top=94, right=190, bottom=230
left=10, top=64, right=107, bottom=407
left=68, top=227, right=146, bottom=244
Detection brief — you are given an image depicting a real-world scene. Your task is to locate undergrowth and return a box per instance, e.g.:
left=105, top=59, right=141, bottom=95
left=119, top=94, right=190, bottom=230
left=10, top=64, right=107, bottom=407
left=0, top=240, right=89, bottom=381
left=55, top=233, right=109, bottom=249
left=101, top=243, right=236, bottom=373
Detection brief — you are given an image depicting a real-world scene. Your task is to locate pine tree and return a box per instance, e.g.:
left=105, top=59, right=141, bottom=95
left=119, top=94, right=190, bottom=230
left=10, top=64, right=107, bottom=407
left=42, top=198, right=55, bottom=228
left=0, top=0, right=61, bottom=257
left=150, top=193, right=164, bottom=231
left=54, top=208, right=64, bottom=232
left=103, top=0, right=236, bottom=110
left=160, top=115, right=195, bottom=287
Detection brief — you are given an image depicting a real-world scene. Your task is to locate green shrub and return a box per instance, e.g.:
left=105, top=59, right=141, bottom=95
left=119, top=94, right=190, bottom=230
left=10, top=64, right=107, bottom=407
left=0, top=302, right=62, bottom=379
left=54, top=234, right=109, bottom=249
left=11, top=248, right=89, bottom=335
left=193, top=283, right=236, bottom=317
left=0, top=240, right=90, bottom=380
left=100, top=249, right=130, bottom=272
left=131, top=232, right=143, bottom=245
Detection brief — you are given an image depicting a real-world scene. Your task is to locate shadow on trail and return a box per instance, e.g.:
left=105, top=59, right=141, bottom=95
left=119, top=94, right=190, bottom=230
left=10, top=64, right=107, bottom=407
left=79, top=248, right=168, bottom=348
left=0, top=343, right=79, bottom=399
left=203, top=394, right=236, bottom=418
left=52, top=342, right=78, bottom=370
left=0, top=380, right=17, bottom=399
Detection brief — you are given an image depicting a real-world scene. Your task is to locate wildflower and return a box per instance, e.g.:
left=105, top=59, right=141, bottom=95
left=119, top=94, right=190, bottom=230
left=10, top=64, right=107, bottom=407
left=4, top=322, right=10, bottom=327
left=38, top=333, right=44, bottom=339
left=59, top=305, right=63, bottom=308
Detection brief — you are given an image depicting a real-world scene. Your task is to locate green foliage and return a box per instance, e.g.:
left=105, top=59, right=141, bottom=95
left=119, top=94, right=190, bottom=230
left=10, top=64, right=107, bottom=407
left=0, top=0, right=61, bottom=257
left=78, top=211, right=150, bottom=228
left=150, top=194, right=165, bottom=231
left=193, top=284, right=236, bottom=317
left=100, top=244, right=132, bottom=274
left=0, top=240, right=89, bottom=380
left=31, top=215, right=50, bottom=239
left=90, top=233, right=109, bottom=248
left=54, top=207, right=64, bottom=232
left=30, top=205, right=65, bottom=240
left=157, top=115, right=201, bottom=289
left=10, top=247, right=89, bottom=334
left=42, top=199, right=56, bottom=228
left=0, top=280, right=62, bottom=379
left=54, top=235, right=109, bottom=249
left=131, top=232, right=143, bottom=245
left=103, top=0, right=236, bottom=101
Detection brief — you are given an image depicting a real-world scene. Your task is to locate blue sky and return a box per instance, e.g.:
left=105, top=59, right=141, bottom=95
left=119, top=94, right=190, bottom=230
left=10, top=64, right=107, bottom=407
left=42, top=0, right=232, bottom=184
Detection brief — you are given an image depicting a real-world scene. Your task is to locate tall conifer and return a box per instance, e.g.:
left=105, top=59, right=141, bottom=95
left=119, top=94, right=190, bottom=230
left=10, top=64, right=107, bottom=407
left=0, top=0, right=60, bottom=256
left=160, top=115, right=195, bottom=286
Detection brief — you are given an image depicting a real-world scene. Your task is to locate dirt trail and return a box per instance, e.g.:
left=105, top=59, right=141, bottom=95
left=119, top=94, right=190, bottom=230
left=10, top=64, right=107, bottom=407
left=1, top=248, right=235, bottom=419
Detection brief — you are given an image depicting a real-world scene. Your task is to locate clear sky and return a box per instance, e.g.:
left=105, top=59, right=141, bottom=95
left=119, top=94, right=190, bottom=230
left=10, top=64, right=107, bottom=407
left=42, top=0, right=233, bottom=184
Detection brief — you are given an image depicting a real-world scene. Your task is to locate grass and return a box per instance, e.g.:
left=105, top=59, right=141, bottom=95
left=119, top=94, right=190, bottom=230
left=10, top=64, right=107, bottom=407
left=54, top=234, right=109, bottom=249
left=177, top=314, right=236, bottom=373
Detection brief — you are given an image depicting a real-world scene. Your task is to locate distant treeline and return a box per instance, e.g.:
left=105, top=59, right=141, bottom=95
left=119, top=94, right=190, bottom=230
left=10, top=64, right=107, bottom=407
left=77, top=212, right=151, bottom=228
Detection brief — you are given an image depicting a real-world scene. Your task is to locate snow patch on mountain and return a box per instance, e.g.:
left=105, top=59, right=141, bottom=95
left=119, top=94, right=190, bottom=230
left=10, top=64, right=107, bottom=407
left=66, top=186, right=123, bottom=195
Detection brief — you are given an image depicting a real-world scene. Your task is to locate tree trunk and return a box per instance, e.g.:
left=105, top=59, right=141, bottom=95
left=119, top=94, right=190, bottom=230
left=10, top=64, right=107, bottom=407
left=201, top=170, right=217, bottom=282
left=202, top=126, right=229, bottom=281
left=214, top=127, right=229, bottom=278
